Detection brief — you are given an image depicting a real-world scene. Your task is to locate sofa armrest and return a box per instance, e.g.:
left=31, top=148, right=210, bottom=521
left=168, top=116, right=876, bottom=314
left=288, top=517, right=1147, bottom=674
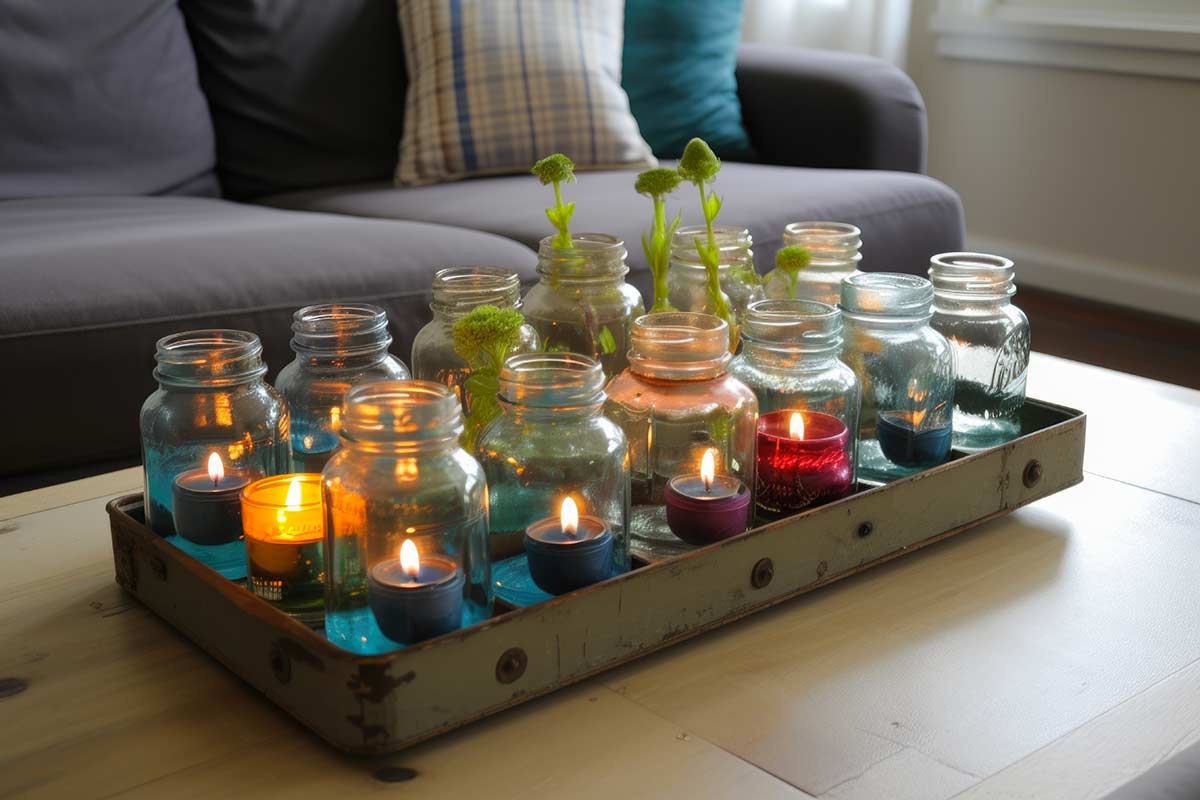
left=735, top=44, right=927, bottom=173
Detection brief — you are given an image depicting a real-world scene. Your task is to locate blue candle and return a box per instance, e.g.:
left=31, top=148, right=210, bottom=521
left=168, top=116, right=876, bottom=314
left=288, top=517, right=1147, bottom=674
left=171, top=452, right=249, bottom=545
left=524, top=498, right=614, bottom=595
left=876, top=410, right=952, bottom=467
left=367, top=539, right=465, bottom=645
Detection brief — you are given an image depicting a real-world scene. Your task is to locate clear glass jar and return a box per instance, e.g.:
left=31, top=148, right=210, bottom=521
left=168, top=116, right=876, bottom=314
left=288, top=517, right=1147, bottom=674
left=764, top=222, right=862, bottom=305
left=840, top=274, right=955, bottom=483
left=604, top=312, right=758, bottom=559
left=522, top=234, right=645, bottom=379
left=477, top=353, right=630, bottom=606
left=274, top=303, right=409, bottom=473
left=323, top=381, right=491, bottom=653
left=140, top=330, right=290, bottom=579
left=668, top=225, right=764, bottom=326
left=410, top=266, right=540, bottom=412
left=929, top=252, right=1030, bottom=450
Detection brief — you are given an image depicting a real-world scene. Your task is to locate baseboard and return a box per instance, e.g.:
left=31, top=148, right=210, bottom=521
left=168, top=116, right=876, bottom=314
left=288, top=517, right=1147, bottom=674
left=967, top=234, right=1200, bottom=324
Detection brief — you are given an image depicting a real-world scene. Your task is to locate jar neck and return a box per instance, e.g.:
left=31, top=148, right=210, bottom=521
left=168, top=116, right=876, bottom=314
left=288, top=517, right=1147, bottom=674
left=782, top=222, right=862, bottom=271
left=291, top=303, right=393, bottom=368
left=496, top=353, right=606, bottom=416
left=431, top=266, right=524, bottom=317
left=739, top=299, right=843, bottom=362
left=671, top=225, right=752, bottom=272
left=740, top=342, right=841, bottom=371
left=840, top=273, right=934, bottom=325
left=339, top=380, right=464, bottom=454
left=929, top=252, right=1016, bottom=305
left=537, top=234, right=628, bottom=286
left=628, top=312, right=732, bottom=381
left=154, top=329, right=267, bottom=389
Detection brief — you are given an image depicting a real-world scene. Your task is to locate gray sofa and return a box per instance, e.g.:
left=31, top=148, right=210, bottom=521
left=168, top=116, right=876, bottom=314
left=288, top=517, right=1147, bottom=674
left=0, top=0, right=964, bottom=490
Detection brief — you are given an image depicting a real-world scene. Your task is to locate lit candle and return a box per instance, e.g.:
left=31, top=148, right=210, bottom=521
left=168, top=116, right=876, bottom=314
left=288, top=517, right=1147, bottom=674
left=756, top=410, right=852, bottom=517
left=523, top=497, right=614, bottom=595
left=368, top=539, right=465, bottom=644
left=171, top=452, right=249, bottom=545
left=240, top=475, right=326, bottom=623
left=664, top=449, right=752, bottom=546
left=876, top=407, right=952, bottom=467
left=297, top=406, right=342, bottom=473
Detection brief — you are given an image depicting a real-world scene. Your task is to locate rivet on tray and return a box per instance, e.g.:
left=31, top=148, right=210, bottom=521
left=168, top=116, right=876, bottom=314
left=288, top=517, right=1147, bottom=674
left=1023, top=459, right=1043, bottom=488
left=751, top=558, right=774, bottom=589
left=495, top=647, right=528, bottom=684
left=150, top=556, right=167, bottom=581
left=374, top=766, right=418, bottom=783
left=857, top=522, right=874, bottom=538
left=0, top=678, right=28, bottom=699
left=269, top=644, right=292, bottom=684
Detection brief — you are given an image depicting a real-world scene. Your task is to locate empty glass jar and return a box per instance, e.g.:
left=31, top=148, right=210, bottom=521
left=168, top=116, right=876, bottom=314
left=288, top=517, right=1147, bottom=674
left=140, top=330, right=290, bottom=578
left=522, top=234, right=644, bottom=378
left=764, top=222, right=863, bottom=305
left=604, top=312, right=758, bottom=559
left=477, top=353, right=630, bottom=606
left=668, top=225, right=763, bottom=325
left=840, top=274, right=955, bottom=483
left=274, top=303, right=409, bottom=473
left=323, top=381, right=491, bottom=653
left=930, top=252, right=1030, bottom=450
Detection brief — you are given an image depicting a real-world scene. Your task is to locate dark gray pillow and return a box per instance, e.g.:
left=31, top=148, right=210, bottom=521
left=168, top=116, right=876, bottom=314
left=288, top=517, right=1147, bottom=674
left=181, top=0, right=407, bottom=200
left=0, top=0, right=218, bottom=200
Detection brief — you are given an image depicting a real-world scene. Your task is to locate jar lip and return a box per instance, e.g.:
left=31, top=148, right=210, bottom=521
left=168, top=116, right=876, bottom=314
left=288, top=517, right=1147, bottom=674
left=741, top=299, right=842, bottom=349
left=431, top=266, right=523, bottom=313
left=930, top=252, right=1014, bottom=272
left=156, top=328, right=262, bottom=359
left=670, top=225, right=753, bottom=267
left=498, top=352, right=606, bottom=407
left=538, top=232, right=625, bottom=253
left=928, top=252, right=1016, bottom=300
left=341, top=380, right=463, bottom=443
left=536, top=234, right=628, bottom=281
left=783, top=221, right=861, bottom=241
left=629, top=312, right=732, bottom=379
left=154, top=329, right=267, bottom=386
left=840, top=273, right=934, bottom=317
left=291, top=302, right=393, bottom=356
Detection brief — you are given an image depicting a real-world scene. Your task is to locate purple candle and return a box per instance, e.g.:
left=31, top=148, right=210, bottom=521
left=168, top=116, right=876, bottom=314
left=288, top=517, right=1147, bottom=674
left=664, top=449, right=752, bottom=546
left=368, top=539, right=465, bottom=645
left=171, top=452, right=249, bottom=545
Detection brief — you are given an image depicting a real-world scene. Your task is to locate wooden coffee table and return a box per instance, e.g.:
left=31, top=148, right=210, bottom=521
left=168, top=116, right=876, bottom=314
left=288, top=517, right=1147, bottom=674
left=2, top=353, right=1198, bottom=799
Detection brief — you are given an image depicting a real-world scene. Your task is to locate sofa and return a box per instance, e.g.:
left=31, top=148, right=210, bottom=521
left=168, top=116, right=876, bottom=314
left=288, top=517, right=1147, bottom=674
left=0, top=0, right=964, bottom=491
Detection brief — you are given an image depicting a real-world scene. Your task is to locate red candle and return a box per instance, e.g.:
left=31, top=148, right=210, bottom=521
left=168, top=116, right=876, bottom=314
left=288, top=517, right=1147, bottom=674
left=756, top=410, right=852, bottom=517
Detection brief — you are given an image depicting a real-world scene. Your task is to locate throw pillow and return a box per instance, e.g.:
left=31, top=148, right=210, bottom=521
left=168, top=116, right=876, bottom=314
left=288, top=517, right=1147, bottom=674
left=395, top=0, right=655, bottom=186
left=622, top=0, right=753, bottom=161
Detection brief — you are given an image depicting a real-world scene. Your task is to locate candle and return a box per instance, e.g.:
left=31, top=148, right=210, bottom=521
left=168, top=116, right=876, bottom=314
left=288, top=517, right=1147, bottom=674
left=296, top=406, right=342, bottom=473
left=368, top=539, right=465, bottom=644
left=664, top=449, right=752, bottom=546
left=171, top=452, right=249, bottom=545
left=756, top=410, right=853, bottom=517
left=523, top=497, right=614, bottom=595
left=876, top=409, right=952, bottom=467
left=240, top=474, right=326, bottom=623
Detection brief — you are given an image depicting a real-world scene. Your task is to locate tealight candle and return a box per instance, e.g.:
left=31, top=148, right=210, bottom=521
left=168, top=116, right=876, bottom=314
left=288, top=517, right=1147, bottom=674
left=368, top=539, right=465, bottom=644
left=664, top=449, right=752, bottom=546
left=756, top=410, right=853, bottom=517
left=523, top=497, right=614, bottom=595
left=876, top=409, right=952, bottom=467
left=240, top=474, right=326, bottom=623
left=171, top=452, right=249, bottom=545
left=295, top=406, right=342, bottom=473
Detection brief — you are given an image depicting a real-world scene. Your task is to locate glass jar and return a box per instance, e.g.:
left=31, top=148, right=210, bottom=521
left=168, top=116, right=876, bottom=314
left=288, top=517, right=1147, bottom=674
left=477, top=353, right=630, bottom=606
left=840, top=274, right=955, bottom=484
left=604, top=312, right=758, bottom=559
left=410, top=266, right=540, bottom=412
left=322, top=381, right=491, bottom=653
left=140, top=330, right=290, bottom=578
left=668, top=225, right=764, bottom=325
left=764, top=222, right=863, bottom=305
left=730, top=300, right=860, bottom=517
left=929, top=252, right=1030, bottom=450
left=522, top=234, right=645, bottom=379
left=274, top=303, right=409, bottom=473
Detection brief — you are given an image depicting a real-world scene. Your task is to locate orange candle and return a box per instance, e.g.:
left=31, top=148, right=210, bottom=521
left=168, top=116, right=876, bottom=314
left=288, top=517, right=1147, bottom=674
left=240, top=475, right=325, bottom=623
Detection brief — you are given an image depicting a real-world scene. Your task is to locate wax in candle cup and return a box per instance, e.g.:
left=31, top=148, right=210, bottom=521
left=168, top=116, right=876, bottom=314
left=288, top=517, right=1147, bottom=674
left=876, top=410, right=952, bottom=468
left=755, top=410, right=853, bottom=517
left=171, top=452, right=250, bottom=546
left=523, top=498, right=614, bottom=595
left=240, top=474, right=326, bottom=624
left=368, top=540, right=465, bottom=645
left=664, top=450, right=752, bottom=546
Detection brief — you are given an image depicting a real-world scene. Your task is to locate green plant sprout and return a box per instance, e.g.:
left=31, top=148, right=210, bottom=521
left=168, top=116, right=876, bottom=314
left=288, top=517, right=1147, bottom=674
left=774, top=245, right=812, bottom=299
left=532, top=153, right=577, bottom=249
left=677, top=138, right=736, bottom=345
left=635, top=168, right=683, bottom=313
left=452, top=305, right=528, bottom=451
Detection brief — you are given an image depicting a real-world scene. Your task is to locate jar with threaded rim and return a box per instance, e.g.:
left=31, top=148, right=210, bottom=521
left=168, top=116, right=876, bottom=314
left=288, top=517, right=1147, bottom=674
left=764, top=222, right=863, bottom=305
left=668, top=225, right=763, bottom=325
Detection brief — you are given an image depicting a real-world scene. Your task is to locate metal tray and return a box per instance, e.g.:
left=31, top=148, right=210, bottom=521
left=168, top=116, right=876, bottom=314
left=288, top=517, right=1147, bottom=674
left=107, top=398, right=1085, bottom=754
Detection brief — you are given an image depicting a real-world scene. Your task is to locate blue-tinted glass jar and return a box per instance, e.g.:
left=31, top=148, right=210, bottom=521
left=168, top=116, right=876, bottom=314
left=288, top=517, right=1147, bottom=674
left=323, top=381, right=491, bottom=653
left=840, top=274, right=955, bottom=483
left=274, top=303, right=409, bottom=473
left=476, top=353, right=630, bottom=607
left=140, top=330, right=291, bottom=578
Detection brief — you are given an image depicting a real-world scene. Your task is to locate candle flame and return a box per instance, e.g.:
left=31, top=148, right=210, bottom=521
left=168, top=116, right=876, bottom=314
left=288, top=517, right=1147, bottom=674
left=700, top=449, right=716, bottom=492
left=560, top=497, right=579, bottom=537
left=330, top=405, right=342, bottom=430
left=400, top=538, right=420, bottom=578
left=284, top=477, right=303, bottom=511
left=207, top=451, right=224, bottom=483
left=789, top=412, right=805, bottom=440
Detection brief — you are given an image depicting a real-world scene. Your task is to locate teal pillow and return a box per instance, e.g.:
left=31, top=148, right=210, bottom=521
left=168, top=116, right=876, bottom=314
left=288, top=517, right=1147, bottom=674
left=622, top=0, right=753, bottom=160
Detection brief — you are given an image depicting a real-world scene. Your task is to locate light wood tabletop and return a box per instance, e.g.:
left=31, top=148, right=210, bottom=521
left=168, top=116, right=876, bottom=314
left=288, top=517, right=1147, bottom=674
left=2, top=353, right=1198, bottom=800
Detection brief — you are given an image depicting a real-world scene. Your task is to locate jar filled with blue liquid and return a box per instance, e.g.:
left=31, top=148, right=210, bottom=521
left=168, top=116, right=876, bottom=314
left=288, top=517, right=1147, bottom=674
left=140, top=330, right=291, bottom=579
left=274, top=303, right=409, bottom=473
left=323, top=381, right=491, bottom=653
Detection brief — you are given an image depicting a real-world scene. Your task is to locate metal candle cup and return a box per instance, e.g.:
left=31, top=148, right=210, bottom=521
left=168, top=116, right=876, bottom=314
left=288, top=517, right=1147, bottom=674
left=876, top=410, right=952, bottom=467
left=756, top=410, right=852, bottom=516
left=523, top=500, right=614, bottom=595
left=664, top=450, right=752, bottom=546
left=367, top=541, right=465, bottom=645
left=171, top=453, right=249, bottom=545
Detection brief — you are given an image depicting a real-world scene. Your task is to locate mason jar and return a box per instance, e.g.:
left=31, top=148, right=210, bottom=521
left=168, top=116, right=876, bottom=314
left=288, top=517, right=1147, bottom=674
left=323, top=381, right=491, bottom=653
left=604, top=312, right=758, bottom=559
left=763, top=222, right=862, bottom=305
left=840, top=274, right=955, bottom=483
left=929, top=252, right=1030, bottom=450
left=140, top=330, right=290, bottom=579
left=274, top=303, right=409, bottom=473
left=522, top=234, right=645, bottom=379
left=668, top=225, right=763, bottom=325
left=477, top=352, right=630, bottom=607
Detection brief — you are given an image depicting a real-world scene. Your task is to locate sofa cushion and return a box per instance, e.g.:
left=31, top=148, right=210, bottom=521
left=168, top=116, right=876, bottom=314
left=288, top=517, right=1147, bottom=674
left=0, top=197, right=537, bottom=477
left=180, top=0, right=407, bottom=200
left=0, top=0, right=218, bottom=200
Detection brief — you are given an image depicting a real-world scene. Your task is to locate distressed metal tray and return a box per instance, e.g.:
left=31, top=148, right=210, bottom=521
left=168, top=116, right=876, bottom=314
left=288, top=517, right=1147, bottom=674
left=107, top=398, right=1085, bottom=755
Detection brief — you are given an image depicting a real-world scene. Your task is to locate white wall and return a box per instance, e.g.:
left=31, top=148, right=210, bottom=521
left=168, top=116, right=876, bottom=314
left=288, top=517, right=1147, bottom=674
left=906, top=0, right=1200, bottom=321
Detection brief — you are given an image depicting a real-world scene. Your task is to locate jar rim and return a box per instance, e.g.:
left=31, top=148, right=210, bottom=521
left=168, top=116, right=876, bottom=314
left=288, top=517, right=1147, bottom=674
left=154, top=329, right=267, bottom=386
left=741, top=299, right=842, bottom=351
left=840, top=273, right=934, bottom=318
left=341, top=380, right=463, bottom=444
left=783, top=221, right=861, bottom=241
left=498, top=352, right=606, bottom=408
left=291, top=303, right=393, bottom=357
left=629, top=312, right=732, bottom=379
left=670, top=225, right=753, bottom=268
left=431, top=266, right=523, bottom=312
left=928, top=252, right=1016, bottom=299
left=536, top=234, right=628, bottom=280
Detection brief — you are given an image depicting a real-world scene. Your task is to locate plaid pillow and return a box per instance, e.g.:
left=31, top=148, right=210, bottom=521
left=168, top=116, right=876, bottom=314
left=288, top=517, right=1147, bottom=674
left=396, top=0, right=655, bottom=186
